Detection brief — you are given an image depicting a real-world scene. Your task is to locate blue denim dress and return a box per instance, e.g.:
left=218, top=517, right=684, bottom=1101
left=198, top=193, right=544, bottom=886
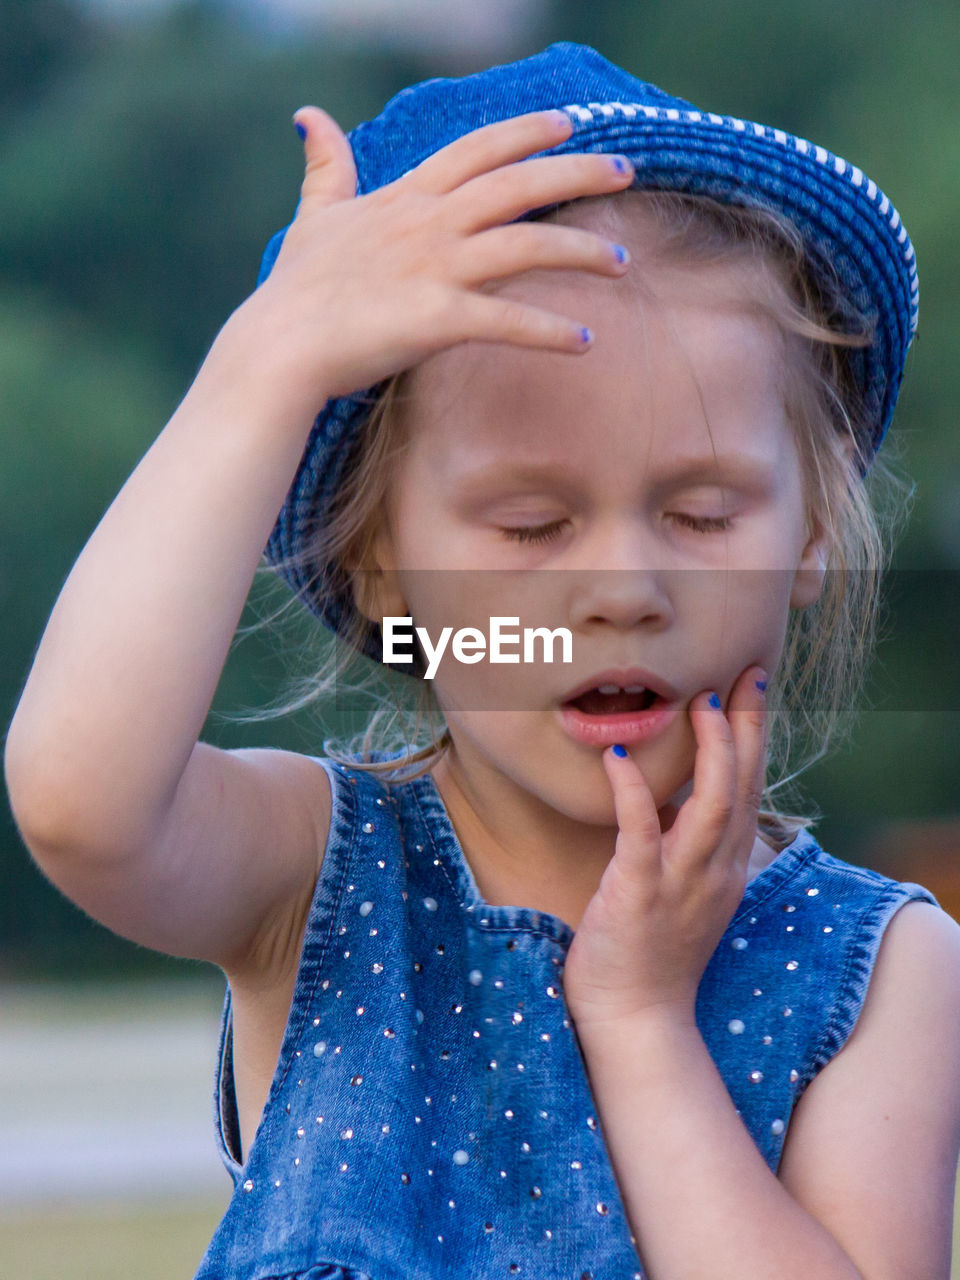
left=193, top=753, right=939, bottom=1280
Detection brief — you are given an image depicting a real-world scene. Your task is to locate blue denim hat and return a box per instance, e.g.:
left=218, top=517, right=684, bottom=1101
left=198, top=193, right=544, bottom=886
left=257, top=41, right=917, bottom=656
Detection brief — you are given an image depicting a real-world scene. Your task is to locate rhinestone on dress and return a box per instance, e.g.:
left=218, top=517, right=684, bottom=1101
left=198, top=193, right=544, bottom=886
left=728, top=1018, right=745, bottom=1034
left=453, top=1149, right=470, bottom=1165
left=362, top=821, right=374, bottom=834
left=771, top=1118, right=785, bottom=1135
left=731, top=937, right=748, bottom=950
left=749, top=1070, right=764, bottom=1082
left=785, top=960, right=799, bottom=970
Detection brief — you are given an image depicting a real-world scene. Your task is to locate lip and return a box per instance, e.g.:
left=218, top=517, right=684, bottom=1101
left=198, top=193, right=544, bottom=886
left=559, top=665, right=681, bottom=704
left=557, top=698, right=681, bottom=748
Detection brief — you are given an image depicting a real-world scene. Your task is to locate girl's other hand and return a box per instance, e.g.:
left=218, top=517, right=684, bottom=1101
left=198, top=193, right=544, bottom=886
left=244, top=106, right=635, bottom=400
left=561, top=665, right=769, bottom=1032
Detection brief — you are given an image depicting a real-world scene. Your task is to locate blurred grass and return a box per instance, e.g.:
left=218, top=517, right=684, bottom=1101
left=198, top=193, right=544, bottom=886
left=0, top=1197, right=228, bottom=1280
left=0, top=1177, right=956, bottom=1276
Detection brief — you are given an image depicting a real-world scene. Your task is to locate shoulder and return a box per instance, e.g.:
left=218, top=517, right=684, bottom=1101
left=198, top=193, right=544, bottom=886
left=777, top=899, right=960, bottom=1279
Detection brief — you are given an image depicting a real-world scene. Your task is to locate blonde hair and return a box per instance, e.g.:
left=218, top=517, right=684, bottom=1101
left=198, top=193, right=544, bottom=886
left=228, top=190, right=913, bottom=846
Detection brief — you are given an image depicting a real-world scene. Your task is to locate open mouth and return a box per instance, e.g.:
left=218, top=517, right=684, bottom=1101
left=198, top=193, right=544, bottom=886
left=564, top=685, right=659, bottom=716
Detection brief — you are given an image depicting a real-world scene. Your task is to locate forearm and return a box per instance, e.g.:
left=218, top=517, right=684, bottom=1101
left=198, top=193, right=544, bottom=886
left=4, top=295, right=326, bottom=856
left=575, top=1012, right=862, bottom=1280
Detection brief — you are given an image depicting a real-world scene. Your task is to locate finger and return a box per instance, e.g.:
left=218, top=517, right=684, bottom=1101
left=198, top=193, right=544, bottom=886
left=602, top=746, right=663, bottom=878
left=453, top=152, right=635, bottom=233
left=727, top=666, right=769, bottom=853
left=668, top=690, right=737, bottom=874
left=451, top=290, right=597, bottom=354
left=292, top=106, right=358, bottom=213
left=455, top=222, right=630, bottom=287
left=410, top=109, right=574, bottom=194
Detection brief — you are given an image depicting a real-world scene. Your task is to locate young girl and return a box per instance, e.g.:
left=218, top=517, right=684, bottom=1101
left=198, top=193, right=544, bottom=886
left=5, top=41, right=959, bottom=1280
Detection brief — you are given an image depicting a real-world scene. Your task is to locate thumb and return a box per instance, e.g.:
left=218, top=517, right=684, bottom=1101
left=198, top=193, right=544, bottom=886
left=292, top=106, right=357, bottom=212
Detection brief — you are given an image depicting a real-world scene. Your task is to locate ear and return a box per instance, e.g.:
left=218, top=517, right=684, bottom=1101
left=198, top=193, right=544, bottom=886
left=349, top=523, right=408, bottom=626
left=789, top=507, right=831, bottom=609
left=790, top=433, right=856, bottom=610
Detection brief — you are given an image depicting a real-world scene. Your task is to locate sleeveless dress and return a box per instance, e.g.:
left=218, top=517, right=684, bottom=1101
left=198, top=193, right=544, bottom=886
left=192, top=752, right=940, bottom=1280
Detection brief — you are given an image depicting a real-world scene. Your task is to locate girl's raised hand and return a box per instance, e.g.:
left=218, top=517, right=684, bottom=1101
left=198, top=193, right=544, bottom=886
left=561, top=665, right=769, bottom=1033
left=246, top=106, right=635, bottom=399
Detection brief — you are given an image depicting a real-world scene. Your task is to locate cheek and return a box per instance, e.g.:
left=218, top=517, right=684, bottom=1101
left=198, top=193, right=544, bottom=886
left=683, top=568, right=795, bottom=667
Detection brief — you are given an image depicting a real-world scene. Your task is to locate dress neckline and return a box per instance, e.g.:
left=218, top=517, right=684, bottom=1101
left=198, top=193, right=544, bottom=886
left=409, top=768, right=820, bottom=950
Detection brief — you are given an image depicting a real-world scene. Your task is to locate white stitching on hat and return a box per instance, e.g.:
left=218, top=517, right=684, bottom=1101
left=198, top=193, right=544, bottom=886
left=565, top=99, right=919, bottom=338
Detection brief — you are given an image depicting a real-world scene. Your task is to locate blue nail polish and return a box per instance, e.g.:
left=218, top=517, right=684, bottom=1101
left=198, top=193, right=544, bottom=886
left=613, top=244, right=629, bottom=264
left=295, top=121, right=307, bottom=140
left=708, top=692, right=722, bottom=709
left=579, top=326, right=593, bottom=345
left=611, top=156, right=631, bottom=175
left=755, top=679, right=767, bottom=693
left=611, top=744, right=628, bottom=757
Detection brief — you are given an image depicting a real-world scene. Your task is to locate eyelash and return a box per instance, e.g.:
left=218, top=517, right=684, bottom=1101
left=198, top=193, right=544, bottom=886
left=499, top=514, right=734, bottom=544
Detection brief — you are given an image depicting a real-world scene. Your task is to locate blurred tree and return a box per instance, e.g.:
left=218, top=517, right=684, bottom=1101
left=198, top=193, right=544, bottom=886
left=0, top=0, right=94, bottom=119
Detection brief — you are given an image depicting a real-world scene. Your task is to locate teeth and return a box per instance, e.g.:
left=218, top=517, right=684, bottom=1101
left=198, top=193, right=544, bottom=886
left=594, top=683, right=647, bottom=695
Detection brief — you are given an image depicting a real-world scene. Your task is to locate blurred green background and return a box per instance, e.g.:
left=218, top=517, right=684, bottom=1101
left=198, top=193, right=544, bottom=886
left=0, top=0, right=958, bottom=1272
left=2, top=0, right=959, bottom=983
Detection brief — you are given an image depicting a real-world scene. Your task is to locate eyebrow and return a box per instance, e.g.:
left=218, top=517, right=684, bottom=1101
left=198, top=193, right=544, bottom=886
left=453, top=455, right=776, bottom=492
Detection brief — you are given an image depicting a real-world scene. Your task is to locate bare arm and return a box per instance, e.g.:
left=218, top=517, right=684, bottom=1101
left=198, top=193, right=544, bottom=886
left=4, top=107, right=634, bottom=969
left=576, top=901, right=960, bottom=1279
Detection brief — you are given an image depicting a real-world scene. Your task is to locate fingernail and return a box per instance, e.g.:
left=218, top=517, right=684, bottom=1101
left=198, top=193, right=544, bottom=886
left=548, top=109, right=573, bottom=128
left=755, top=678, right=767, bottom=693
left=611, top=744, right=628, bottom=757
left=708, top=692, right=722, bottom=709
left=612, top=244, right=630, bottom=265
left=294, top=119, right=307, bottom=140
left=610, top=156, right=632, bottom=175
left=579, top=326, right=594, bottom=345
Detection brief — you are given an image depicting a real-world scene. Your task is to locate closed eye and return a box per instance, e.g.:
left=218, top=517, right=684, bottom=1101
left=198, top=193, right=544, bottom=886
left=501, top=514, right=733, bottom=543
left=670, top=513, right=733, bottom=534
left=499, top=519, right=569, bottom=545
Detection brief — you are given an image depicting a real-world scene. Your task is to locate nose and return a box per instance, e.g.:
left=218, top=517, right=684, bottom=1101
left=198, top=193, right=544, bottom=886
left=566, top=521, right=675, bottom=633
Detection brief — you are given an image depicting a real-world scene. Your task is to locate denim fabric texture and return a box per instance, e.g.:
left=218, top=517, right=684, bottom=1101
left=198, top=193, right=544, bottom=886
left=192, top=753, right=940, bottom=1280
left=253, top=42, right=918, bottom=654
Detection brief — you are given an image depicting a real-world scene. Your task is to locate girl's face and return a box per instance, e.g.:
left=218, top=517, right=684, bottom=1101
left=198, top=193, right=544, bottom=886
left=366, top=248, right=827, bottom=829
